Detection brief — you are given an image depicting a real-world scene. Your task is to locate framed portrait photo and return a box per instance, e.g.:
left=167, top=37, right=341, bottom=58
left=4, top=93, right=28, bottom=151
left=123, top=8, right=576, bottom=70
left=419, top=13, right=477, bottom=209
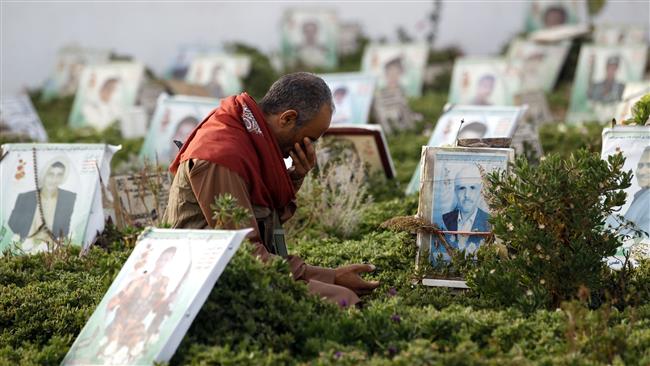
left=524, top=0, right=586, bottom=33
left=140, top=94, right=220, bottom=165
left=281, top=8, right=339, bottom=70
left=109, top=171, right=172, bottom=229
left=506, top=38, right=571, bottom=92
left=568, top=44, right=648, bottom=123
left=41, top=45, right=110, bottom=101
left=185, top=54, right=251, bottom=99
left=68, top=62, right=145, bottom=131
left=320, top=124, right=395, bottom=179
left=62, top=228, right=252, bottom=366
left=0, top=143, right=118, bottom=254
left=416, top=147, right=515, bottom=286
left=405, top=105, right=526, bottom=195
left=166, top=44, right=224, bottom=80
left=601, top=126, right=650, bottom=268
left=361, top=43, right=429, bottom=98
left=0, top=94, right=48, bottom=142
left=449, top=57, right=519, bottom=106
left=320, top=72, right=376, bottom=125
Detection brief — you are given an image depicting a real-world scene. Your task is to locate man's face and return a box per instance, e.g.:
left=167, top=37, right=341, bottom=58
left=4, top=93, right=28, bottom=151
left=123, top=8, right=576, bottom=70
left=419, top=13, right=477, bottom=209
left=155, top=250, right=175, bottom=272
left=43, top=165, right=65, bottom=191
left=606, top=63, right=619, bottom=80
left=100, top=81, right=118, bottom=103
left=269, top=104, right=332, bottom=158
left=454, top=175, right=482, bottom=216
left=543, top=9, right=566, bottom=27
left=637, top=151, right=650, bottom=188
left=385, top=64, right=402, bottom=87
left=303, top=23, right=318, bottom=44
left=476, top=77, right=495, bottom=100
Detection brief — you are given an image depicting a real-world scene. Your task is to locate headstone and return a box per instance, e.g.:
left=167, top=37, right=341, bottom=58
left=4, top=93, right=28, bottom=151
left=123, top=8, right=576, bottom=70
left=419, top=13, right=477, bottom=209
left=448, top=57, right=517, bottom=106
left=361, top=43, right=429, bottom=98
left=185, top=54, right=251, bottom=99
left=0, top=143, right=119, bottom=254
left=406, top=105, right=526, bottom=195
left=62, top=228, right=252, bottom=365
left=567, top=44, right=648, bottom=123
left=109, top=171, right=171, bottom=228
left=320, top=72, right=376, bottom=125
left=281, top=8, right=339, bottom=69
left=416, top=146, right=514, bottom=286
left=68, top=62, right=145, bottom=131
left=140, top=94, right=220, bottom=165
left=0, top=94, right=48, bottom=142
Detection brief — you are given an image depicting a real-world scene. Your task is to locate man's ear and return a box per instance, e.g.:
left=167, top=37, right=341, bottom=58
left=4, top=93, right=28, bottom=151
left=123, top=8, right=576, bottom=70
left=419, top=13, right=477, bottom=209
left=279, top=110, right=298, bottom=129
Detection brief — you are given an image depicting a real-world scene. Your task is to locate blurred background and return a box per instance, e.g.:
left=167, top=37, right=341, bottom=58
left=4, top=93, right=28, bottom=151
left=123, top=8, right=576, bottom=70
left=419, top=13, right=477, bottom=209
left=1, top=1, right=647, bottom=95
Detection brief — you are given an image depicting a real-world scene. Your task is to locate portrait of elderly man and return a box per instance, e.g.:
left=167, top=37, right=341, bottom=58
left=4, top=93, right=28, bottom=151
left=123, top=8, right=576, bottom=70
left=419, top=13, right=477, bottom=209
left=8, top=158, right=77, bottom=253
left=625, top=146, right=650, bottom=235
left=164, top=72, right=379, bottom=307
left=441, top=164, right=490, bottom=254
left=588, top=55, right=625, bottom=104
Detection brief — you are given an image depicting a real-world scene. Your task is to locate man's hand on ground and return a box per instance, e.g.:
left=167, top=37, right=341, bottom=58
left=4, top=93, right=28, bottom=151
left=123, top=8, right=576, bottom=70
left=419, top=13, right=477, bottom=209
left=288, top=137, right=316, bottom=181
left=334, top=264, right=380, bottom=296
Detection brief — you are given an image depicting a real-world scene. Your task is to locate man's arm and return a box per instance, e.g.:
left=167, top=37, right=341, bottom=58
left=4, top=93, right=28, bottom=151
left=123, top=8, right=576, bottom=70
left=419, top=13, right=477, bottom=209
left=186, top=159, right=336, bottom=284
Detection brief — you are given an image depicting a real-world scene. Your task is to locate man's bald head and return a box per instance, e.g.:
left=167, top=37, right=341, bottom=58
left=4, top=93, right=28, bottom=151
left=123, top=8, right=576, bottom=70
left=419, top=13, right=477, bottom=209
left=453, top=164, right=483, bottom=216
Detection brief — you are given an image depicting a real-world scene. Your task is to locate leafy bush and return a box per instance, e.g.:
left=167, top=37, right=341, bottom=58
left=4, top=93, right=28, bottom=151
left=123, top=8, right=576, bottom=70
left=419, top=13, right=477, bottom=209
left=468, top=150, right=633, bottom=310
left=625, top=93, right=650, bottom=125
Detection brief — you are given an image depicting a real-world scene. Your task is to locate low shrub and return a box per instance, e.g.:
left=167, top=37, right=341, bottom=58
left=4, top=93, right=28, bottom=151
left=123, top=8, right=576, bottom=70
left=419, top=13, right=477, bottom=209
left=469, top=150, right=634, bottom=310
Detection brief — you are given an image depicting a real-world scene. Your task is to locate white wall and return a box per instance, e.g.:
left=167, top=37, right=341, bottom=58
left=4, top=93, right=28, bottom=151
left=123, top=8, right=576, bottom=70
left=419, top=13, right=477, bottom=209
left=1, top=0, right=647, bottom=96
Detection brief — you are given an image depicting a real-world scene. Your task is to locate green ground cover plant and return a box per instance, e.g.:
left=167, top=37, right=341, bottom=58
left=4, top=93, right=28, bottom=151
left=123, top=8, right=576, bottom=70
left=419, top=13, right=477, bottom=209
left=3, top=46, right=649, bottom=364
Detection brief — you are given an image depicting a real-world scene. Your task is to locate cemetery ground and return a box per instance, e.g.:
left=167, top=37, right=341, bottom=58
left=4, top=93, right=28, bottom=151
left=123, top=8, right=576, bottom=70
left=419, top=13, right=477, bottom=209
left=3, top=79, right=650, bottom=365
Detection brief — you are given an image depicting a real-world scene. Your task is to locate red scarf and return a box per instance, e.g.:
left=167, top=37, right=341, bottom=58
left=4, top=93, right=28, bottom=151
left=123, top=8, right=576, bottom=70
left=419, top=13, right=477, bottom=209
left=170, top=93, right=295, bottom=210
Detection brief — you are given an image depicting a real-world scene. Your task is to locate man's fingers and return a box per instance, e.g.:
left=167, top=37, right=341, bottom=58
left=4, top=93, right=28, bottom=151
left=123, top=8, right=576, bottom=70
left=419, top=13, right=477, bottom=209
left=294, top=142, right=309, bottom=166
left=303, top=138, right=317, bottom=165
left=289, top=151, right=302, bottom=168
left=350, top=263, right=376, bottom=274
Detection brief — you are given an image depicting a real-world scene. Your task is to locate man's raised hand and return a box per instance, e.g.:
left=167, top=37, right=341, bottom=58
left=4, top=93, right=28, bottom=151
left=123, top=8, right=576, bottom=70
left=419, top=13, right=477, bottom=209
left=288, top=137, right=317, bottom=181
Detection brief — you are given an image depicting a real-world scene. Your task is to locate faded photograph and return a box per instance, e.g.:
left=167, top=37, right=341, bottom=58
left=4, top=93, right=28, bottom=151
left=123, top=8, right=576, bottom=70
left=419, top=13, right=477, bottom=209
left=0, top=94, right=48, bottom=142
left=321, top=73, right=376, bottom=125
left=361, top=43, right=429, bottom=98
left=62, top=229, right=246, bottom=365
left=185, top=54, right=251, bottom=99
left=41, top=45, right=110, bottom=101
left=140, top=94, right=219, bottom=164
left=68, top=62, right=145, bottom=131
left=281, top=9, right=338, bottom=69
left=568, top=45, right=648, bottom=122
left=524, top=0, right=584, bottom=32
left=449, top=57, right=515, bottom=106
left=506, top=38, right=571, bottom=92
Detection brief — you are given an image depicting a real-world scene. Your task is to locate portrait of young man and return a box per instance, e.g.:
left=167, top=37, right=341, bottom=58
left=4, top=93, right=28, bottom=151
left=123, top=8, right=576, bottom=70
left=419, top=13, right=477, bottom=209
left=8, top=158, right=77, bottom=253
left=164, top=72, right=379, bottom=307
